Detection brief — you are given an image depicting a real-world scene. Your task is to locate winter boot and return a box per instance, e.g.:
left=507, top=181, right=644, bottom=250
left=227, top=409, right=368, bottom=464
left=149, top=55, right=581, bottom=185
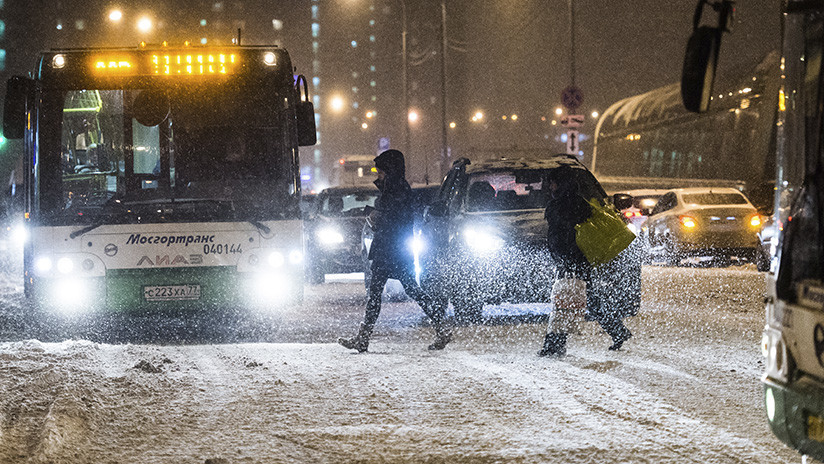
left=428, top=324, right=453, bottom=351
left=338, top=323, right=373, bottom=353
left=608, top=327, right=632, bottom=351
left=538, top=333, right=568, bottom=357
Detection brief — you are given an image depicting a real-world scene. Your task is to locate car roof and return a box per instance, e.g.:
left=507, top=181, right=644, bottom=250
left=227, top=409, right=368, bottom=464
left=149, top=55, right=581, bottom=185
left=320, top=185, right=379, bottom=195
left=669, top=187, right=745, bottom=195
left=465, top=154, right=588, bottom=173
left=616, top=189, right=671, bottom=197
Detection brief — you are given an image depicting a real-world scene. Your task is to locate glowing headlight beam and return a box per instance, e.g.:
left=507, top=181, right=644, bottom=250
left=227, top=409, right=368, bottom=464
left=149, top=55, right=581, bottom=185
left=463, top=227, right=504, bottom=254
left=317, top=228, right=344, bottom=245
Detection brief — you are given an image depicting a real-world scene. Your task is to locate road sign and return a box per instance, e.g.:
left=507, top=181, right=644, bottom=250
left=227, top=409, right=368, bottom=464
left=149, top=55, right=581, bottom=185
left=566, top=130, right=579, bottom=155
left=561, top=86, right=584, bottom=111
left=560, top=114, right=584, bottom=128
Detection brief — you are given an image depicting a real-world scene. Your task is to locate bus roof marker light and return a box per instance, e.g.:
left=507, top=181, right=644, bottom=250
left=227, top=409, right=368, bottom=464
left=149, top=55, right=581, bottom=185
left=52, top=54, right=66, bottom=69
left=263, top=52, right=277, bottom=66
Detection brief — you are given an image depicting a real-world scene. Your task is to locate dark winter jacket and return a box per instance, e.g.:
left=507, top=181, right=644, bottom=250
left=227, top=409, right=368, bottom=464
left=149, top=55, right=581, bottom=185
left=545, top=180, right=592, bottom=271
left=368, top=150, right=416, bottom=271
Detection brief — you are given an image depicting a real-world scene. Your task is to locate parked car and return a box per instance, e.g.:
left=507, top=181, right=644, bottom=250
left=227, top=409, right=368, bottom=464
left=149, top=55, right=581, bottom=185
left=304, top=185, right=379, bottom=283
left=644, top=187, right=765, bottom=266
left=611, top=189, right=669, bottom=235
left=418, top=155, right=642, bottom=322
left=361, top=183, right=441, bottom=299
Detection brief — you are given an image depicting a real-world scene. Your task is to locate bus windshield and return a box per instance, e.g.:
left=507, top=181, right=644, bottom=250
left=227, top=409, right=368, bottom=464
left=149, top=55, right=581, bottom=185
left=39, top=84, right=297, bottom=224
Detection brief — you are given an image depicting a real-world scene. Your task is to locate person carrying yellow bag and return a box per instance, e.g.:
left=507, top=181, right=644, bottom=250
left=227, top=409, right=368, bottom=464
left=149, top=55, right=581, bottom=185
left=538, top=166, right=633, bottom=357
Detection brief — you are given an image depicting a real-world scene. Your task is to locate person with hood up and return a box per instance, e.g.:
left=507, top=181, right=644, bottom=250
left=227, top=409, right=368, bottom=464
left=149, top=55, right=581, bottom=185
left=539, top=166, right=632, bottom=356
left=338, top=149, right=452, bottom=352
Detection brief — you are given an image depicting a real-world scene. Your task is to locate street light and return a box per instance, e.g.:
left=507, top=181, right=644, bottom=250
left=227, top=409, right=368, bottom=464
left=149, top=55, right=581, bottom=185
left=408, top=110, right=419, bottom=123
left=136, top=16, right=152, bottom=34
left=330, top=96, right=345, bottom=113
left=108, top=9, right=123, bottom=22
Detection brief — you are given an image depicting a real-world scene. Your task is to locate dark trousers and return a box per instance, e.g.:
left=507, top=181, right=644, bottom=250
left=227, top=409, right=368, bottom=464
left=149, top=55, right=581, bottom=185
left=557, top=260, right=630, bottom=341
left=364, top=261, right=445, bottom=328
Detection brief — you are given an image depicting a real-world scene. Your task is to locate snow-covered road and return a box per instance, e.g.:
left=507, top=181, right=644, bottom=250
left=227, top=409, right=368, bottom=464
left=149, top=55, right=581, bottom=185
left=0, top=266, right=804, bottom=463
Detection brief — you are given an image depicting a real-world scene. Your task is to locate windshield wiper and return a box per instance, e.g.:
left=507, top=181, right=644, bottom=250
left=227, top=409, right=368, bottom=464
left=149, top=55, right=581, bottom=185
left=70, top=222, right=104, bottom=239
left=248, top=220, right=271, bottom=235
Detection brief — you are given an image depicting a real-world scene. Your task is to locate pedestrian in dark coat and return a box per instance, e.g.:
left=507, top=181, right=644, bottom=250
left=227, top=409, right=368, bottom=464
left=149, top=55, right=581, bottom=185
left=338, top=149, right=452, bottom=352
left=539, top=167, right=632, bottom=356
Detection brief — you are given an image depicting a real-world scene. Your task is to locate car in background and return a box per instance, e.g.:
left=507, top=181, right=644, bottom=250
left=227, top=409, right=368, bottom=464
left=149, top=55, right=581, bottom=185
left=418, top=155, right=642, bottom=322
left=611, top=189, right=669, bottom=235
left=304, top=185, right=379, bottom=283
left=361, top=183, right=441, bottom=299
left=644, top=187, right=765, bottom=267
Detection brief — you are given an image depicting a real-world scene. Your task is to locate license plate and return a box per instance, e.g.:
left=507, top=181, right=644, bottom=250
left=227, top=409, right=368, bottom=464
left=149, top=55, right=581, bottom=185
left=808, top=413, right=824, bottom=442
left=143, top=284, right=201, bottom=301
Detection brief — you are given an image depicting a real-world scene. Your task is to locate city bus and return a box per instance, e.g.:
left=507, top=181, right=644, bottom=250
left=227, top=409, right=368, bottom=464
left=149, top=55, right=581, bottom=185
left=684, top=0, right=824, bottom=460
left=2, top=43, right=317, bottom=315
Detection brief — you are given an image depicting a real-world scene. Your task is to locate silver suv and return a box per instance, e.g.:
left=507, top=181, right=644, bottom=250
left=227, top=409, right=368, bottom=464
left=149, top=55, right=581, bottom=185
left=419, top=155, right=642, bottom=322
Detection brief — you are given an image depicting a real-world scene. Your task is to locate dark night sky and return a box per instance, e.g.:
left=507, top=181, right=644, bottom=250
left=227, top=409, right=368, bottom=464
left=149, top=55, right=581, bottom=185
left=453, top=0, right=780, bottom=122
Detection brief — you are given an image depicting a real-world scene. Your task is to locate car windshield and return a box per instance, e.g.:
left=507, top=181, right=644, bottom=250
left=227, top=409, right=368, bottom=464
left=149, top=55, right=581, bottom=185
left=682, top=193, right=748, bottom=205
left=466, top=167, right=603, bottom=212
left=321, top=192, right=378, bottom=216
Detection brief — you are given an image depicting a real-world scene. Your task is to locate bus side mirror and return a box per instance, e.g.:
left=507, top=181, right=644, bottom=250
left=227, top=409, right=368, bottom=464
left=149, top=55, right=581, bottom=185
left=681, top=0, right=733, bottom=113
left=681, top=26, right=721, bottom=113
left=3, top=76, right=35, bottom=139
left=296, top=100, right=317, bottom=147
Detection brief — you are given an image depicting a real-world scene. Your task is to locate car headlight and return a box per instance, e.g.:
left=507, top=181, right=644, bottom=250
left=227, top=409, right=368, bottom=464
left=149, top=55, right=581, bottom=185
left=409, top=234, right=426, bottom=255
left=463, top=227, right=504, bottom=254
left=317, top=228, right=344, bottom=245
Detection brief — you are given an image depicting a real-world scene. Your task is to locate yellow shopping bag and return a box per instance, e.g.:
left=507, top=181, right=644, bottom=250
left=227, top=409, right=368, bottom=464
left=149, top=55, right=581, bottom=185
left=575, top=198, right=636, bottom=266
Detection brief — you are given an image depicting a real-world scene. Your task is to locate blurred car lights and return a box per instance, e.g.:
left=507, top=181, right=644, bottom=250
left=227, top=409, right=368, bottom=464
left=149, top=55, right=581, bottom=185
left=679, top=215, right=697, bottom=228
left=463, top=227, right=504, bottom=254
left=317, top=227, right=344, bottom=246
left=35, top=256, right=53, bottom=275
left=246, top=272, right=290, bottom=306
left=57, top=257, right=74, bottom=274
left=268, top=250, right=285, bottom=268
left=289, top=249, right=304, bottom=264
left=750, top=214, right=763, bottom=227
left=52, top=278, right=92, bottom=313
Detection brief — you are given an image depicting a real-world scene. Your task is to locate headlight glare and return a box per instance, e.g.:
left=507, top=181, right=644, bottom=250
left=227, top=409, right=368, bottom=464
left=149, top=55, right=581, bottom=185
left=57, top=257, right=74, bottom=274
left=317, top=228, right=344, bottom=245
left=268, top=251, right=285, bottom=268
left=35, top=256, right=53, bottom=275
left=463, top=227, right=504, bottom=254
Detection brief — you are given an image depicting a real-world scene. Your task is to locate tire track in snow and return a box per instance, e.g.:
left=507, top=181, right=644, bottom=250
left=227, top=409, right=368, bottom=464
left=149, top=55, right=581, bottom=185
left=455, top=353, right=777, bottom=463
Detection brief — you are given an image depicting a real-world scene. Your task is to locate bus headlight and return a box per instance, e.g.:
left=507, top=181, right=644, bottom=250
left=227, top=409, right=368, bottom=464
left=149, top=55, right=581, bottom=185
left=762, top=327, right=789, bottom=383
left=10, top=224, right=27, bottom=245
left=246, top=272, right=291, bottom=306
left=288, top=250, right=303, bottom=264
left=463, top=227, right=504, bottom=254
left=317, top=228, right=344, bottom=246
left=54, top=279, right=90, bottom=307
left=35, top=256, right=53, bottom=275
left=57, top=257, right=74, bottom=274
left=268, top=251, right=285, bottom=268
